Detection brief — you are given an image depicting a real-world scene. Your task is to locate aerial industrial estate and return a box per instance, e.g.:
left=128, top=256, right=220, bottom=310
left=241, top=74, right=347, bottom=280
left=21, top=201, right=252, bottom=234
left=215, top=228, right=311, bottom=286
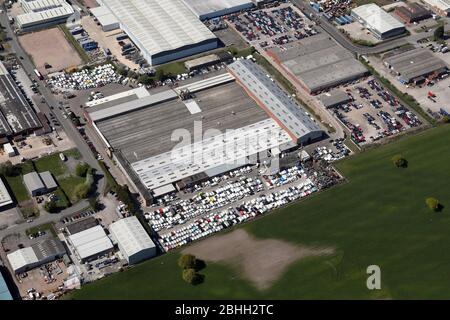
left=0, top=0, right=449, bottom=303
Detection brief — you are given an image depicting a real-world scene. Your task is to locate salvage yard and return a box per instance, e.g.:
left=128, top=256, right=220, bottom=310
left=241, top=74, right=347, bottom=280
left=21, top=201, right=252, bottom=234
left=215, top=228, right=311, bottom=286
left=69, top=125, right=450, bottom=299
left=19, top=28, right=82, bottom=75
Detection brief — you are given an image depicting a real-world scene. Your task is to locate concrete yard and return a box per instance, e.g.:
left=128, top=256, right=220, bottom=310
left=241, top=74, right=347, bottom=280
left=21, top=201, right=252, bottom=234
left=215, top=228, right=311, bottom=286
left=19, top=28, right=82, bottom=75
left=95, top=81, right=269, bottom=163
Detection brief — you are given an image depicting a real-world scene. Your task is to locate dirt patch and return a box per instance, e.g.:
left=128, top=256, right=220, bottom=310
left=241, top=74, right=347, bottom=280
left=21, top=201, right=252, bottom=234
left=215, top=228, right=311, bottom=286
left=19, top=28, right=82, bottom=75
left=184, top=229, right=334, bottom=290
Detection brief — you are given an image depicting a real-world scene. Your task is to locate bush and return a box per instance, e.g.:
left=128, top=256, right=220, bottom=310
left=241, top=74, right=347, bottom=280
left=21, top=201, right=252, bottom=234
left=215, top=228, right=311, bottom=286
left=426, top=197, right=442, bottom=212
left=443, top=116, right=450, bottom=124
left=74, top=183, right=90, bottom=199
left=178, top=254, right=197, bottom=270
left=0, top=161, right=16, bottom=177
left=182, top=268, right=205, bottom=285
left=44, top=201, right=58, bottom=213
left=392, top=155, right=408, bottom=168
left=75, top=163, right=90, bottom=177
left=434, top=25, right=445, bottom=41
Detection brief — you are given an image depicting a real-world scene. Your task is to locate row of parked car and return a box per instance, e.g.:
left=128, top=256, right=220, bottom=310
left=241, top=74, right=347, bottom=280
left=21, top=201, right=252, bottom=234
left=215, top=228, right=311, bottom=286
left=158, top=179, right=318, bottom=252
left=61, top=210, right=96, bottom=224
left=146, top=176, right=265, bottom=232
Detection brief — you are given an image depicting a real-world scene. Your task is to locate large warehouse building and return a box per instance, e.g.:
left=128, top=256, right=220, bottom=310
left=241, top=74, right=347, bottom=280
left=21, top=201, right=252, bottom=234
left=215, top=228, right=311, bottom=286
left=182, top=0, right=254, bottom=20
left=0, top=61, right=42, bottom=139
left=267, top=34, right=368, bottom=94
left=351, top=4, right=405, bottom=39
left=98, top=0, right=218, bottom=65
left=109, top=216, right=156, bottom=265
left=16, top=0, right=75, bottom=32
left=383, top=48, right=449, bottom=84
left=85, top=60, right=324, bottom=202
left=422, top=0, right=450, bottom=16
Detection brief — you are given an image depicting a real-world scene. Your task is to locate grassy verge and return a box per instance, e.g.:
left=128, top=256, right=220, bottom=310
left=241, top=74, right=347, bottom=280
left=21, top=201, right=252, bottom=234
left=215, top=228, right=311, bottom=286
left=58, top=176, right=86, bottom=203
left=26, top=223, right=56, bottom=237
left=60, top=25, right=91, bottom=64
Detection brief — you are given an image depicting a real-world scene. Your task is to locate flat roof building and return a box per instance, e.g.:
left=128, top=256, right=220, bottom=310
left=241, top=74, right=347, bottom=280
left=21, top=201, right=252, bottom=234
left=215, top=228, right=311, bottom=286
left=16, top=0, right=75, bottom=32
left=0, top=271, right=13, bottom=300
left=351, top=4, right=406, bottom=39
left=0, top=177, right=13, bottom=209
left=7, top=238, right=66, bottom=273
left=109, top=216, right=156, bottom=264
left=394, top=3, right=432, bottom=23
left=319, top=90, right=352, bottom=109
left=99, top=0, right=218, bottom=65
left=90, top=6, right=119, bottom=32
left=384, top=48, right=449, bottom=83
left=68, top=225, right=114, bottom=262
left=422, top=0, right=450, bottom=16
left=0, top=61, right=42, bottom=137
left=181, top=0, right=254, bottom=20
left=268, top=34, right=368, bottom=94
left=66, top=217, right=98, bottom=235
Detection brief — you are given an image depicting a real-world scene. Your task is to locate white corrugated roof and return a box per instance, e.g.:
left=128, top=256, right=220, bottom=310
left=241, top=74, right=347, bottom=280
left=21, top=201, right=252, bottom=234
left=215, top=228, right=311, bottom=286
left=423, top=0, right=450, bottom=11
left=109, top=217, right=155, bottom=259
left=352, top=4, right=404, bottom=35
left=101, top=0, right=217, bottom=56
left=17, top=0, right=74, bottom=26
left=7, top=247, right=38, bottom=272
left=0, top=177, right=12, bottom=208
left=69, top=225, right=113, bottom=260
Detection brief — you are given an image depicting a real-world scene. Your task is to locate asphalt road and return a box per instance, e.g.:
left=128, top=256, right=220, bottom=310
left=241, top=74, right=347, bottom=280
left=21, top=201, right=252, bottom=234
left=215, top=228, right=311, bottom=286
left=291, top=0, right=433, bottom=55
left=0, top=11, right=105, bottom=236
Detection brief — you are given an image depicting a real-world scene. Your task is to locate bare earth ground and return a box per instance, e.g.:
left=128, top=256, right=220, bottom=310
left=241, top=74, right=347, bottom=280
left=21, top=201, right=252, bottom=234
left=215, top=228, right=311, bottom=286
left=184, top=229, right=334, bottom=290
left=19, top=28, right=82, bottom=75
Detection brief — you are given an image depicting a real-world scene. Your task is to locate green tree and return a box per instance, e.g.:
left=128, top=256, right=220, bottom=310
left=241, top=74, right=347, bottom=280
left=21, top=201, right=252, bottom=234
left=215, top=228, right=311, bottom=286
left=443, top=115, right=450, bottom=124
left=182, top=268, right=204, bottom=285
left=434, top=25, right=445, bottom=41
left=44, top=201, right=58, bottom=213
left=426, top=197, right=442, bottom=212
left=178, top=254, right=197, bottom=270
left=89, top=197, right=101, bottom=211
left=74, top=183, right=90, bottom=200
left=0, top=161, right=15, bottom=177
left=154, top=69, right=166, bottom=82
left=75, top=163, right=90, bottom=177
left=392, top=155, right=408, bottom=168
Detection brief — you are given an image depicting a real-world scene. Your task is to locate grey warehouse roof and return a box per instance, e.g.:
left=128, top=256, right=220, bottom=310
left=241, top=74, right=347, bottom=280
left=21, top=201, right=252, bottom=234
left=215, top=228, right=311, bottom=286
left=352, top=4, right=404, bottom=35
left=101, top=0, right=217, bottom=56
left=182, top=0, right=254, bottom=19
left=23, top=172, right=45, bottom=193
left=0, top=177, right=13, bottom=208
left=228, top=59, right=323, bottom=141
left=0, top=61, right=42, bottom=135
left=109, top=216, right=155, bottom=259
left=320, top=90, right=351, bottom=108
left=17, top=0, right=75, bottom=27
left=384, top=48, right=448, bottom=82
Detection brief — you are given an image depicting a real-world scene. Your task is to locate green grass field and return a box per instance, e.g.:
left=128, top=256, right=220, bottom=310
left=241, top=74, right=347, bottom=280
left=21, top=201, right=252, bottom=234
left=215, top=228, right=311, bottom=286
left=34, top=153, right=67, bottom=177
left=58, top=175, right=86, bottom=203
left=69, top=125, right=450, bottom=300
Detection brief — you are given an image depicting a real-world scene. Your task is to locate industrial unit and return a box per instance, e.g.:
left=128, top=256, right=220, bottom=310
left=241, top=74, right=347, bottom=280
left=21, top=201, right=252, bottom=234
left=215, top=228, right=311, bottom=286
left=85, top=60, right=324, bottom=202
left=98, top=0, right=218, bottom=65
left=89, top=6, right=119, bottom=32
left=0, top=177, right=13, bottom=209
left=23, top=171, right=57, bottom=196
left=383, top=48, right=449, bottom=84
left=394, top=3, right=432, bottom=24
left=68, top=225, right=114, bottom=263
left=351, top=4, right=406, bottom=39
left=16, top=0, right=75, bottom=32
left=181, top=0, right=254, bottom=20
left=319, top=90, right=352, bottom=109
left=0, top=271, right=13, bottom=300
left=0, top=61, right=42, bottom=139
left=267, top=34, right=368, bottom=94
left=7, top=238, right=66, bottom=274
left=422, top=0, right=450, bottom=16
left=109, top=216, right=156, bottom=264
